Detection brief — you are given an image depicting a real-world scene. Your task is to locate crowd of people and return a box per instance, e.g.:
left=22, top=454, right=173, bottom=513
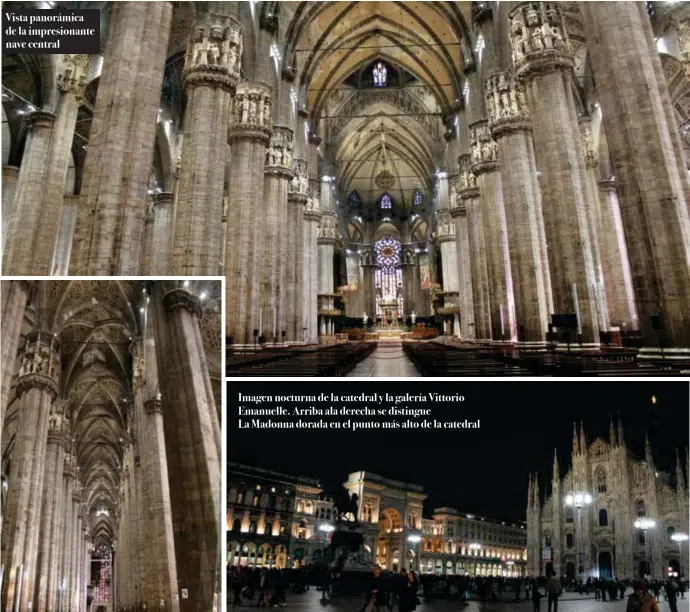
left=228, top=563, right=687, bottom=611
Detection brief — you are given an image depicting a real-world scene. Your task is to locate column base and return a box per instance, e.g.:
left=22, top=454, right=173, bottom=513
left=638, top=347, right=690, bottom=362
left=554, top=342, right=601, bottom=354
left=515, top=341, right=549, bottom=352
left=229, top=343, right=262, bottom=352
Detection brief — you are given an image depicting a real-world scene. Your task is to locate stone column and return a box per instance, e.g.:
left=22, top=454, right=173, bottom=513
left=225, top=82, right=273, bottom=347
left=361, top=247, right=378, bottom=319
left=3, top=55, right=88, bottom=275
left=151, top=191, right=174, bottom=275
left=140, top=197, right=156, bottom=276
left=1, top=165, right=19, bottom=253
left=470, top=121, right=516, bottom=342
left=73, top=506, right=84, bottom=611
left=51, top=195, right=80, bottom=275
left=59, top=454, right=77, bottom=612
left=438, top=208, right=461, bottom=337
left=69, top=493, right=82, bottom=610
left=450, top=189, right=475, bottom=340
left=486, top=72, right=551, bottom=347
left=579, top=119, right=610, bottom=333
left=172, top=14, right=242, bottom=275
left=1, top=331, right=60, bottom=612
left=318, top=178, right=337, bottom=337
left=34, top=402, right=70, bottom=612
left=262, top=127, right=293, bottom=343
left=151, top=284, right=220, bottom=609
left=0, top=281, right=33, bottom=440
left=287, top=160, right=308, bottom=343
left=399, top=246, right=417, bottom=318
left=73, top=2, right=173, bottom=275
left=597, top=180, right=639, bottom=330
left=458, top=156, right=491, bottom=341
left=509, top=2, right=600, bottom=348
left=131, top=331, right=179, bottom=610
left=581, top=1, right=690, bottom=354
left=303, top=188, right=321, bottom=344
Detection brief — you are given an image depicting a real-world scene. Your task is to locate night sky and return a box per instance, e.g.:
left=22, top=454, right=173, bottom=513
left=228, top=381, right=689, bottom=522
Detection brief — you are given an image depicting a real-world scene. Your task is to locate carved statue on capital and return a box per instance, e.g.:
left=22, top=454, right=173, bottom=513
left=579, top=120, right=598, bottom=168
left=48, top=400, right=71, bottom=442
left=486, top=71, right=531, bottom=136
left=318, top=214, right=338, bottom=241
left=678, top=19, right=690, bottom=81
left=436, top=211, right=455, bottom=239
left=289, top=159, right=309, bottom=195
left=470, top=121, right=499, bottom=173
left=56, top=54, right=89, bottom=99
left=508, top=2, right=572, bottom=75
left=230, top=83, right=273, bottom=141
left=184, top=18, right=242, bottom=90
left=129, top=338, right=145, bottom=390
left=17, top=330, right=60, bottom=397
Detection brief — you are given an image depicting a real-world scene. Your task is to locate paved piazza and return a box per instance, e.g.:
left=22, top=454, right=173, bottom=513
left=230, top=590, right=690, bottom=611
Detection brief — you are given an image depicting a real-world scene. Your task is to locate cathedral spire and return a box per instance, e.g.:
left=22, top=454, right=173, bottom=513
left=553, top=448, right=560, bottom=481
left=617, top=413, right=625, bottom=447
left=533, top=474, right=540, bottom=508
left=528, top=473, right=533, bottom=511
left=572, top=422, right=579, bottom=456
left=579, top=421, right=586, bottom=455
left=677, top=449, right=686, bottom=493
left=645, top=431, right=654, bottom=467
left=609, top=414, right=616, bottom=447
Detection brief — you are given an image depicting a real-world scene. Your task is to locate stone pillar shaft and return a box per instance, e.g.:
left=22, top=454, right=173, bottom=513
left=581, top=0, right=690, bottom=351
left=486, top=73, right=551, bottom=345
left=226, top=82, right=273, bottom=347
left=59, top=467, right=75, bottom=611
left=597, top=181, right=638, bottom=329
left=510, top=2, right=600, bottom=345
left=35, top=424, right=69, bottom=612
left=303, top=196, right=321, bottom=344
left=172, top=15, right=241, bottom=275
left=451, top=209, right=475, bottom=339
left=1, top=165, right=19, bottom=255
left=1, top=332, right=59, bottom=612
left=152, top=285, right=220, bottom=609
left=74, top=2, right=173, bottom=274
left=460, top=180, right=491, bottom=341
left=287, top=194, right=305, bottom=343
left=151, top=192, right=174, bottom=275
left=51, top=195, right=79, bottom=275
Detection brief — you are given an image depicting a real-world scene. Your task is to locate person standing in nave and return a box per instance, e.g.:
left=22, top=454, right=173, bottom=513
left=627, top=583, right=660, bottom=612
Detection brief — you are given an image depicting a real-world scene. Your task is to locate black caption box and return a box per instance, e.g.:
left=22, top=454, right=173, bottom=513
left=2, top=9, right=100, bottom=55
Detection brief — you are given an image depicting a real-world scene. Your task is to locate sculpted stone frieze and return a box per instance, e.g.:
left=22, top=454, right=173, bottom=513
left=184, top=19, right=242, bottom=91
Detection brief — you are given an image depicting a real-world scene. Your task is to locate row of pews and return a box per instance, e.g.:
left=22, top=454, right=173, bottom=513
left=403, top=342, right=687, bottom=377
left=226, top=342, right=377, bottom=377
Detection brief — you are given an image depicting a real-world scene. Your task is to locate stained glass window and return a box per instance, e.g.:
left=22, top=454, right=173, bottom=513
left=374, top=237, right=404, bottom=317
left=373, top=62, right=387, bottom=87
left=413, top=191, right=423, bottom=207
left=93, top=544, right=112, bottom=603
left=349, top=191, right=361, bottom=207
left=380, top=194, right=392, bottom=209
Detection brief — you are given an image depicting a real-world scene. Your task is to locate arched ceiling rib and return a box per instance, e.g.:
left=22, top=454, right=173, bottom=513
left=287, top=2, right=472, bottom=116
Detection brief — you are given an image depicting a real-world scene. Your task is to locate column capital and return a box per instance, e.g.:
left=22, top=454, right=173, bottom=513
left=598, top=179, right=617, bottom=193
left=457, top=156, right=480, bottom=200
left=26, top=110, right=56, bottom=130
left=153, top=191, right=174, bottom=207
left=129, top=337, right=145, bottom=391
left=144, top=397, right=163, bottom=415
left=163, top=288, right=203, bottom=318
left=2, top=164, right=20, bottom=180
left=289, top=159, right=310, bottom=197
left=486, top=71, right=531, bottom=137
left=508, top=2, right=573, bottom=78
left=469, top=120, right=499, bottom=174
left=47, top=399, right=71, bottom=446
left=16, top=330, right=60, bottom=399
left=578, top=118, right=598, bottom=168
left=228, top=82, right=273, bottom=143
left=309, top=135, right=322, bottom=147
left=317, top=212, right=338, bottom=244
left=56, top=54, right=89, bottom=99
left=183, top=20, right=242, bottom=92
left=265, top=126, right=294, bottom=177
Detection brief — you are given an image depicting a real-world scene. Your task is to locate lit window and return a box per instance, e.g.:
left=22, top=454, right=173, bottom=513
left=374, top=237, right=403, bottom=317
left=349, top=191, right=362, bottom=207
left=373, top=62, right=387, bottom=87
left=412, top=191, right=423, bottom=207
left=380, top=194, right=392, bottom=209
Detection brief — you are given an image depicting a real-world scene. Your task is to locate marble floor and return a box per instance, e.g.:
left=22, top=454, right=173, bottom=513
left=347, top=342, right=420, bottom=377
left=229, top=589, right=690, bottom=611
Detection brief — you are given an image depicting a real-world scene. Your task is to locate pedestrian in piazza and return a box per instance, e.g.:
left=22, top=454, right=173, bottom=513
left=627, top=582, right=660, bottom=612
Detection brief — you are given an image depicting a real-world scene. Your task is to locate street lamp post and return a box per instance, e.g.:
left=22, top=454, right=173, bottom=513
left=671, top=533, right=688, bottom=578
left=565, top=491, right=592, bottom=582
left=634, top=518, right=656, bottom=579
left=407, top=534, right=422, bottom=571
